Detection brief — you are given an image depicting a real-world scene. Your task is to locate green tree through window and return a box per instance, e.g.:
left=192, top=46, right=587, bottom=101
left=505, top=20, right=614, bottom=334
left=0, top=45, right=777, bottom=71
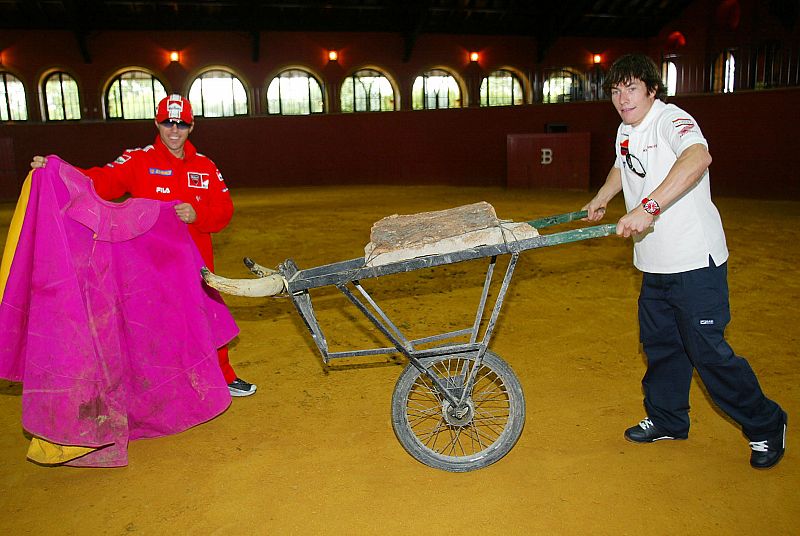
left=44, top=71, right=81, bottom=120
left=188, top=70, right=248, bottom=117
left=542, top=69, right=583, bottom=103
left=479, top=70, right=524, bottom=106
left=267, top=69, right=324, bottom=115
left=0, top=72, right=28, bottom=121
left=341, top=69, right=395, bottom=112
left=412, top=69, right=461, bottom=109
left=106, top=70, right=167, bottom=119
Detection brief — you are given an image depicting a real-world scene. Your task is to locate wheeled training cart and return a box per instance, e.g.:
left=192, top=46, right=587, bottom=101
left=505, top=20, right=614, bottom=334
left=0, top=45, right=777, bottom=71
left=232, top=211, right=616, bottom=472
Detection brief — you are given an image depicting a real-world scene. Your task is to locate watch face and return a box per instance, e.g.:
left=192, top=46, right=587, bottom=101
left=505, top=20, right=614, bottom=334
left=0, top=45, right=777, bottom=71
left=643, top=199, right=660, bottom=215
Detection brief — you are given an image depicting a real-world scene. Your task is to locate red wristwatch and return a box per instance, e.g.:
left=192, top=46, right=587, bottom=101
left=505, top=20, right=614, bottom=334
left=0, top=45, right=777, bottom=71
left=641, top=197, right=661, bottom=216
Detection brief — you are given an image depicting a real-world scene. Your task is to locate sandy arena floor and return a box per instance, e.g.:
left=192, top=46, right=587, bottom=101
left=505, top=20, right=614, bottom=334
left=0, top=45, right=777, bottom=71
left=0, top=184, right=798, bottom=535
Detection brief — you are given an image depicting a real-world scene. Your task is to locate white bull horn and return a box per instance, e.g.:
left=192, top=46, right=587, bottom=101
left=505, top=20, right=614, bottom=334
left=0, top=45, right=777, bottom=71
left=243, top=257, right=275, bottom=278
left=201, top=267, right=286, bottom=297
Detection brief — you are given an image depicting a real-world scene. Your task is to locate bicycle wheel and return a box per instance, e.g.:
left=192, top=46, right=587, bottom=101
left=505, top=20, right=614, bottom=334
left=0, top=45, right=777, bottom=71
left=391, top=350, right=525, bottom=472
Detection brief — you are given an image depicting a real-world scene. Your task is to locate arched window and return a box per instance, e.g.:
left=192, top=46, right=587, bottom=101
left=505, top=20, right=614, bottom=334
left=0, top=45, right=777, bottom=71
left=0, top=72, right=28, bottom=121
left=662, top=61, right=678, bottom=96
left=188, top=69, right=248, bottom=118
left=106, top=70, right=167, bottom=119
left=412, top=69, right=462, bottom=110
left=479, top=70, right=524, bottom=107
left=340, top=69, right=395, bottom=112
left=713, top=51, right=736, bottom=93
left=542, top=69, right=584, bottom=103
left=266, top=69, right=324, bottom=115
left=43, top=71, right=81, bottom=120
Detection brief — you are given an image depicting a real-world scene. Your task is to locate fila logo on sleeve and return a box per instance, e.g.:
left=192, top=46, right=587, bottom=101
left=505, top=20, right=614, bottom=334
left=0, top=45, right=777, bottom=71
left=187, top=172, right=209, bottom=189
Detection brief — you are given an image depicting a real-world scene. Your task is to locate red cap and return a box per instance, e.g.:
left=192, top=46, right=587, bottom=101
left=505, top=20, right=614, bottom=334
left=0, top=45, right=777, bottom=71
left=156, top=94, right=194, bottom=124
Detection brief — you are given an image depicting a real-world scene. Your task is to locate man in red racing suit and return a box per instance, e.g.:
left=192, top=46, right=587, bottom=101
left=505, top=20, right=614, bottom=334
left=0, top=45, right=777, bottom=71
left=31, top=94, right=256, bottom=397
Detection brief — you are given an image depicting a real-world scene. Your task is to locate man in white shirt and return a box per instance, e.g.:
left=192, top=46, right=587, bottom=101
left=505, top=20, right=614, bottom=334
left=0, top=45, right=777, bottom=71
left=584, top=54, right=786, bottom=469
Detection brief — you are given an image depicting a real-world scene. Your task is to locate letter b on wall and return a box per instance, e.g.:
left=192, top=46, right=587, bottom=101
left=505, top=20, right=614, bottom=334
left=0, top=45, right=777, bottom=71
left=507, top=133, right=590, bottom=189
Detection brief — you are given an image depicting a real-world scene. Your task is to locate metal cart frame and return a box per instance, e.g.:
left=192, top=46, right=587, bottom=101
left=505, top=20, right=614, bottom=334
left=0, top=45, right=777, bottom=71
left=257, top=211, right=616, bottom=471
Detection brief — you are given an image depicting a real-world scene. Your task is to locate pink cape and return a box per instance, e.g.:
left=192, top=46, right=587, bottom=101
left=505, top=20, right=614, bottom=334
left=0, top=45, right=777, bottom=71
left=0, top=156, right=237, bottom=467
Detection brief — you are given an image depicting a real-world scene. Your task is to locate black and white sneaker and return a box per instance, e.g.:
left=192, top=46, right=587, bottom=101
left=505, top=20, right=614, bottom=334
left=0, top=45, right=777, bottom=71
left=228, top=378, right=257, bottom=397
left=624, top=418, right=687, bottom=443
left=750, top=414, right=787, bottom=469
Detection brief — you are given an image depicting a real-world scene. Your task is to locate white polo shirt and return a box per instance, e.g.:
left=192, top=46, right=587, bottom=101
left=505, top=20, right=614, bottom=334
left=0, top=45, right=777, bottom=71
left=615, top=99, right=729, bottom=274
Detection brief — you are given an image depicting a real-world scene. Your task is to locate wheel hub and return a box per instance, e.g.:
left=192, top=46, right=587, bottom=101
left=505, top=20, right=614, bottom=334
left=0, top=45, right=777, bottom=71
left=442, top=398, right=475, bottom=427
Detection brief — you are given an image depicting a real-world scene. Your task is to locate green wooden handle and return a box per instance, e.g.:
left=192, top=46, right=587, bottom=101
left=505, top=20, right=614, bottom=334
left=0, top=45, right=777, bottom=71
left=523, top=210, right=617, bottom=245
left=537, top=223, right=618, bottom=246
left=527, top=210, right=589, bottom=229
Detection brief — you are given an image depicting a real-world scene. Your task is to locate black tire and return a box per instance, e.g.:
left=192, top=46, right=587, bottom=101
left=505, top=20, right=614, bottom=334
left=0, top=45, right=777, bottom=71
left=391, top=350, right=525, bottom=472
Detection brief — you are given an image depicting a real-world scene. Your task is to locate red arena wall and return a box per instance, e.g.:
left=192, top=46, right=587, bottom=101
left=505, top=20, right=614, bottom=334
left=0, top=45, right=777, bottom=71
left=1, top=0, right=798, bottom=200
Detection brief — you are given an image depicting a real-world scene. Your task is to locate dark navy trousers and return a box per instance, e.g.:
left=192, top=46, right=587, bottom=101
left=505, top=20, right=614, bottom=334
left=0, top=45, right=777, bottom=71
left=638, top=257, right=784, bottom=441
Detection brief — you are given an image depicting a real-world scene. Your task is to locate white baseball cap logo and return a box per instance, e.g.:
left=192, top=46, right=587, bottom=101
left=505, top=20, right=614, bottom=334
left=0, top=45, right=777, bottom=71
left=167, top=95, right=184, bottom=120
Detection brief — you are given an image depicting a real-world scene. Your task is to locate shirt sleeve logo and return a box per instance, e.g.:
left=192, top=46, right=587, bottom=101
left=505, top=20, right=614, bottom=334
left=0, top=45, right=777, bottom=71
left=187, top=172, right=209, bottom=189
left=672, top=117, right=696, bottom=137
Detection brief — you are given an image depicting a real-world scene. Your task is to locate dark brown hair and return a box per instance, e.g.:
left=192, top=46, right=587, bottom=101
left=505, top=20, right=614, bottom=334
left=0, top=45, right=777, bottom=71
left=603, top=54, right=666, bottom=100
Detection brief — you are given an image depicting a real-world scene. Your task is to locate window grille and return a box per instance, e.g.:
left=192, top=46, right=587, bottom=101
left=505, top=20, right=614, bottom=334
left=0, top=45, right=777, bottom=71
left=412, top=69, right=461, bottom=110
left=267, top=69, right=324, bottom=115
left=188, top=70, right=248, bottom=117
left=44, top=71, right=81, bottom=120
left=479, top=70, right=524, bottom=106
left=341, top=69, right=395, bottom=112
left=106, top=70, right=167, bottom=119
left=0, top=72, right=28, bottom=121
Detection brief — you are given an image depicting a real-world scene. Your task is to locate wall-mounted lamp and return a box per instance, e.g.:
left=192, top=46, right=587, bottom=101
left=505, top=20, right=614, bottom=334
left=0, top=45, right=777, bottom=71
left=667, top=31, right=687, bottom=49
left=592, top=53, right=603, bottom=64
left=169, top=51, right=181, bottom=63
left=328, top=50, right=338, bottom=62
left=469, top=51, right=480, bottom=62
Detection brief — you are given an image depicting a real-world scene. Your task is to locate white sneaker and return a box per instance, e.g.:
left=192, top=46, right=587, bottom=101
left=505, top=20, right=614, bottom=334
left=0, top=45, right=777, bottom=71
left=228, top=378, right=257, bottom=397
